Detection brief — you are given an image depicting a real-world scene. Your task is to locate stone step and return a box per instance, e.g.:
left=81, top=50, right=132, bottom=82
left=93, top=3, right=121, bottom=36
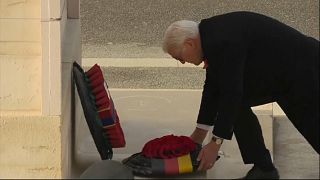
left=273, top=116, right=319, bottom=179
left=83, top=58, right=206, bottom=89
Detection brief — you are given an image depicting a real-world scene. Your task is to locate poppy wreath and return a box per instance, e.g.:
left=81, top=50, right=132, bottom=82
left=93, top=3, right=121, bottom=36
left=122, top=135, right=218, bottom=176
left=73, top=62, right=125, bottom=160
left=142, top=135, right=196, bottom=159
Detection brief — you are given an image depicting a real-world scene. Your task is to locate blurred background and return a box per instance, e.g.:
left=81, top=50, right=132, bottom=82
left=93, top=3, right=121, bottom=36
left=80, top=0, right=319, bottom=59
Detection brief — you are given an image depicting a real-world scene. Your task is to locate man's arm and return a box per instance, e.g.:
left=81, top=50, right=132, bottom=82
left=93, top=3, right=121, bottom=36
left=212, top=41, right=246, bottom=139
left=194, top=43, right=246, bottom=170
left=197, top=66, right=219, bottom=126
left=192, top=65, right=219, bottom=144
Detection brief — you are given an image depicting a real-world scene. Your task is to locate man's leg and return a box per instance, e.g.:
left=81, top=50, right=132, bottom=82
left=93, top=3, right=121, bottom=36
left=279, top=37, right=320, bottom=154
left=233, top=107, right=274, bottom=170
left=277, top=97, right=319, bottom=154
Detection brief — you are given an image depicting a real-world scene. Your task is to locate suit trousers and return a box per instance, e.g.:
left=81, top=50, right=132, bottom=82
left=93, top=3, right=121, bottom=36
left=233, top=81, right=319, bottom=166
left=233, top=107, right=273, bottom=165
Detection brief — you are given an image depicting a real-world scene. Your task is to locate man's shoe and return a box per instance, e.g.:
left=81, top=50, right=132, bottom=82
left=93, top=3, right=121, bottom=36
left=238, top=166, right=280, bottom=179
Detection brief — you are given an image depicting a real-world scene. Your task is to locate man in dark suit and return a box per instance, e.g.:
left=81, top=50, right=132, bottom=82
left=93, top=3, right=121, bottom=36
left=162, top=11, right=319, bottom=179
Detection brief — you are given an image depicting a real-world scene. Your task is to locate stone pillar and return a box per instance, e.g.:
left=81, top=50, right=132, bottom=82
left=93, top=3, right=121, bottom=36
left=0, top=0, right=80, bottom=178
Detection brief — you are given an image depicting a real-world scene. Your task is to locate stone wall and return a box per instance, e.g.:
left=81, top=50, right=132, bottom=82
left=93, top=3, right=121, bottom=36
left=0, top=0, right=81, bottom=178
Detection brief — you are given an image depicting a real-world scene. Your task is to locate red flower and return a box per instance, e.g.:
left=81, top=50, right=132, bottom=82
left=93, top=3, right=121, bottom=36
left=142, top=135, right=196, bottom=159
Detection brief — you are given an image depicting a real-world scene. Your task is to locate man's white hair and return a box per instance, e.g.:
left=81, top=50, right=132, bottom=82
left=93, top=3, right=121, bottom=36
left=162, top=20, right=199, bottom=53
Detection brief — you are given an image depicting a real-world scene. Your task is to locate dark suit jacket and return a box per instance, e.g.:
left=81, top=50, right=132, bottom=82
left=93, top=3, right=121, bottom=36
left=197, top=11, right=319, bottom=139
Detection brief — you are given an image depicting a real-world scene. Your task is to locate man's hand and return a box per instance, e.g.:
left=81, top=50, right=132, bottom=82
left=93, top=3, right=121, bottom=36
left=190, top=127, right=208, bottom=144
left=197, top=140, right=221, bottom=171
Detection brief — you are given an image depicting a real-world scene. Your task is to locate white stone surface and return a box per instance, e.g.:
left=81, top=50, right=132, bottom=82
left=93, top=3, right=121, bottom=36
left=0, top=0, right=40, bottom=19
left=0, top=115, right=62, bottom=178
left=0, top=42, right=41, bottom=56
left=0, top=56, right=41, bottom=111
left=41, top=20, right=61, bottom=115
left=0, top=19, right=40, bottom=41
left=82, top=58, right=206, bottom=68
left=0, top=0, right=81, bottom=178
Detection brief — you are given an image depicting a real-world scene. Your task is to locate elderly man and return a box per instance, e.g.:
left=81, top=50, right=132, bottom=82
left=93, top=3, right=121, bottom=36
left=162, top=11, right=319, bottom=179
